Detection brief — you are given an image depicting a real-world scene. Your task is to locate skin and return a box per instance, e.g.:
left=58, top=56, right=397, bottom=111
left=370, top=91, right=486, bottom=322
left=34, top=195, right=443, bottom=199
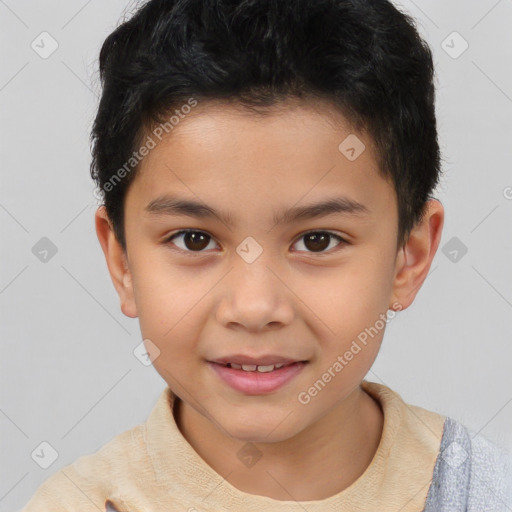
left=95, top=99, right=444, bottom=501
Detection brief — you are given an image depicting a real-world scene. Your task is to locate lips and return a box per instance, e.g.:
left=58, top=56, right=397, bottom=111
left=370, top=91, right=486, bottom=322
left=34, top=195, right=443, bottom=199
left=208, top=360, right=307, bottom=394
left=217, top=362, right=290, bottom=372
left=209, top=354, right=307, bottom=367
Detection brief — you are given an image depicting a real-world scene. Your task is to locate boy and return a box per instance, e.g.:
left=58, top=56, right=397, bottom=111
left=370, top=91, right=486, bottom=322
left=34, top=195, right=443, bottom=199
left=22, top=0, right=511, bottom=510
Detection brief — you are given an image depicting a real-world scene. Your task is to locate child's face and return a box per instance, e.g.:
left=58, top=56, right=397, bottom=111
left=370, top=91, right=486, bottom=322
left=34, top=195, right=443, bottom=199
left=98, top=100, right=433, bottom=442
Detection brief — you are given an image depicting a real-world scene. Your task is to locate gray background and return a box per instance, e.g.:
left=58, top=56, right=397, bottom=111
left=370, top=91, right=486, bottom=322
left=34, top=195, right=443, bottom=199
left=1, top=0, right=511, bottom=510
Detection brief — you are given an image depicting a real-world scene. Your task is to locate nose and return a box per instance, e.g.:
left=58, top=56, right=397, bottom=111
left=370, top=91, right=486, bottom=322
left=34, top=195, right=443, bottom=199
left=215, top=255, right=295, bottom=332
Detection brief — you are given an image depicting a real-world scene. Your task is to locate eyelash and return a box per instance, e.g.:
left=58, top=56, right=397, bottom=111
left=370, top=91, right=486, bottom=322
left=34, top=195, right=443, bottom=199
left=163, top=229, right=348, bottom=256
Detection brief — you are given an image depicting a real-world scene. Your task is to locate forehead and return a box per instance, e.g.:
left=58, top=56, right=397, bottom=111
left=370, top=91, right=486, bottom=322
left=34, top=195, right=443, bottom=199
left=126, top=99, right=396, bottom=226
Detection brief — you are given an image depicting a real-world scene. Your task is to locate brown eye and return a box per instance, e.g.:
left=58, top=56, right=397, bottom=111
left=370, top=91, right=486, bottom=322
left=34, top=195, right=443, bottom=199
left=165, top=230, right=218, bottom=253
left=164, top=229, right=347, bottom=256
left=292, top=231, right=346, bottom=254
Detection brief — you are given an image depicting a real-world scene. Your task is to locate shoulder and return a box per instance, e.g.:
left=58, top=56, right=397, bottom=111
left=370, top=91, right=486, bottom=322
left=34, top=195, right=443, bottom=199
left=466, top=424, right=512, bottom=511
left=20, top=424, right=148, bottom=512
left=424, top=416, right=512, bottom=511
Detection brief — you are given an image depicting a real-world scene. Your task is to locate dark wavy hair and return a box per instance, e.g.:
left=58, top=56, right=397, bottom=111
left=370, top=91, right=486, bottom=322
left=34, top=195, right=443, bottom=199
left=90, top=0, right=442, bottom=252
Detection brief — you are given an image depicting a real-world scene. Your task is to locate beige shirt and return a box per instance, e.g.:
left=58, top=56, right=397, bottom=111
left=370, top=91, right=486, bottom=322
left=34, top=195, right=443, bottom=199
left=21, top=380, right=446, bottom=511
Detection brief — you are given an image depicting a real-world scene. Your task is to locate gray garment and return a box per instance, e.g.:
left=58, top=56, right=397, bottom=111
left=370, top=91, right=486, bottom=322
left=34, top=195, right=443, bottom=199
left=423, top=416, right=512, bottom=511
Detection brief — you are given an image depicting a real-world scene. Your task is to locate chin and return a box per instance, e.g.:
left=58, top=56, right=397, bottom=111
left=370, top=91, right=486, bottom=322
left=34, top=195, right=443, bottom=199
left=229, top=428, right=294, bottom=445
left=219, top=415, right=299, bottom=444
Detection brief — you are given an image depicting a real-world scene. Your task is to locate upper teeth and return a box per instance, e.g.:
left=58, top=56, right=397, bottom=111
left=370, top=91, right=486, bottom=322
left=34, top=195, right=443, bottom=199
left=229, top=363, right=286, bottom=372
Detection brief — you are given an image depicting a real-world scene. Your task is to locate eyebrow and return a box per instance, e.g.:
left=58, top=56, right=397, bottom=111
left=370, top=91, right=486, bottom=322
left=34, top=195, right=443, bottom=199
left=145, top=194, right=370, bottom=228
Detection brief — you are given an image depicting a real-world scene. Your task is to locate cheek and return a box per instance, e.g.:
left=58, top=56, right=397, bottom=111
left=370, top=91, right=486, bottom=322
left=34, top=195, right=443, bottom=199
left=130, top=255, right=204, bottom=332
left=314, top=260, right=392, bottom=328
left=310, top=259, right=391, bottom=372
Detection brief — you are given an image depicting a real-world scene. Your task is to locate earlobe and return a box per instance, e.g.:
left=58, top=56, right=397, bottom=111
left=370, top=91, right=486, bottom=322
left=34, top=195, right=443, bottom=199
left=390, top=199, right=444, bottom=310
left=94, top=206, right=138, bottom=319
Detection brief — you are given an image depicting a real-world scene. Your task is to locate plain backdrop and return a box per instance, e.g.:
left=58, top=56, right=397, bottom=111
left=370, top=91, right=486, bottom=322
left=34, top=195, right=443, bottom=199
left=1, top=0, right=511, bottom=510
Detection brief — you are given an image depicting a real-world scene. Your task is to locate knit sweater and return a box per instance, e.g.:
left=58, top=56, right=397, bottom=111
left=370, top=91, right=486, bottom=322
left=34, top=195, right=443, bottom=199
left=21, top=380, right=512, bottom=511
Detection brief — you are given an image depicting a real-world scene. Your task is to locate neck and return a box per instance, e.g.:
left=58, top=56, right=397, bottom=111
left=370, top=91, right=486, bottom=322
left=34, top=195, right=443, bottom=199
left=173, top=385, right=384, bottom=501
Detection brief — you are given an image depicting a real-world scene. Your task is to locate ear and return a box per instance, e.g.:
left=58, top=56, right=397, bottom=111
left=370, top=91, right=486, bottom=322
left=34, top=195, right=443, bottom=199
left=390, top=199, right=444, bottom=310
left=95, top=206, right=138, bottom=318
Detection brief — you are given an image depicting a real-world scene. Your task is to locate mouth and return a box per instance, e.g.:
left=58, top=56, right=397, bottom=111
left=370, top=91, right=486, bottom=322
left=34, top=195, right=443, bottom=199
left=209, top=353, right=309, bottom=368
left=211, top=361, right=307, bottom=373
left=207, top=360, right=309, bottom=394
